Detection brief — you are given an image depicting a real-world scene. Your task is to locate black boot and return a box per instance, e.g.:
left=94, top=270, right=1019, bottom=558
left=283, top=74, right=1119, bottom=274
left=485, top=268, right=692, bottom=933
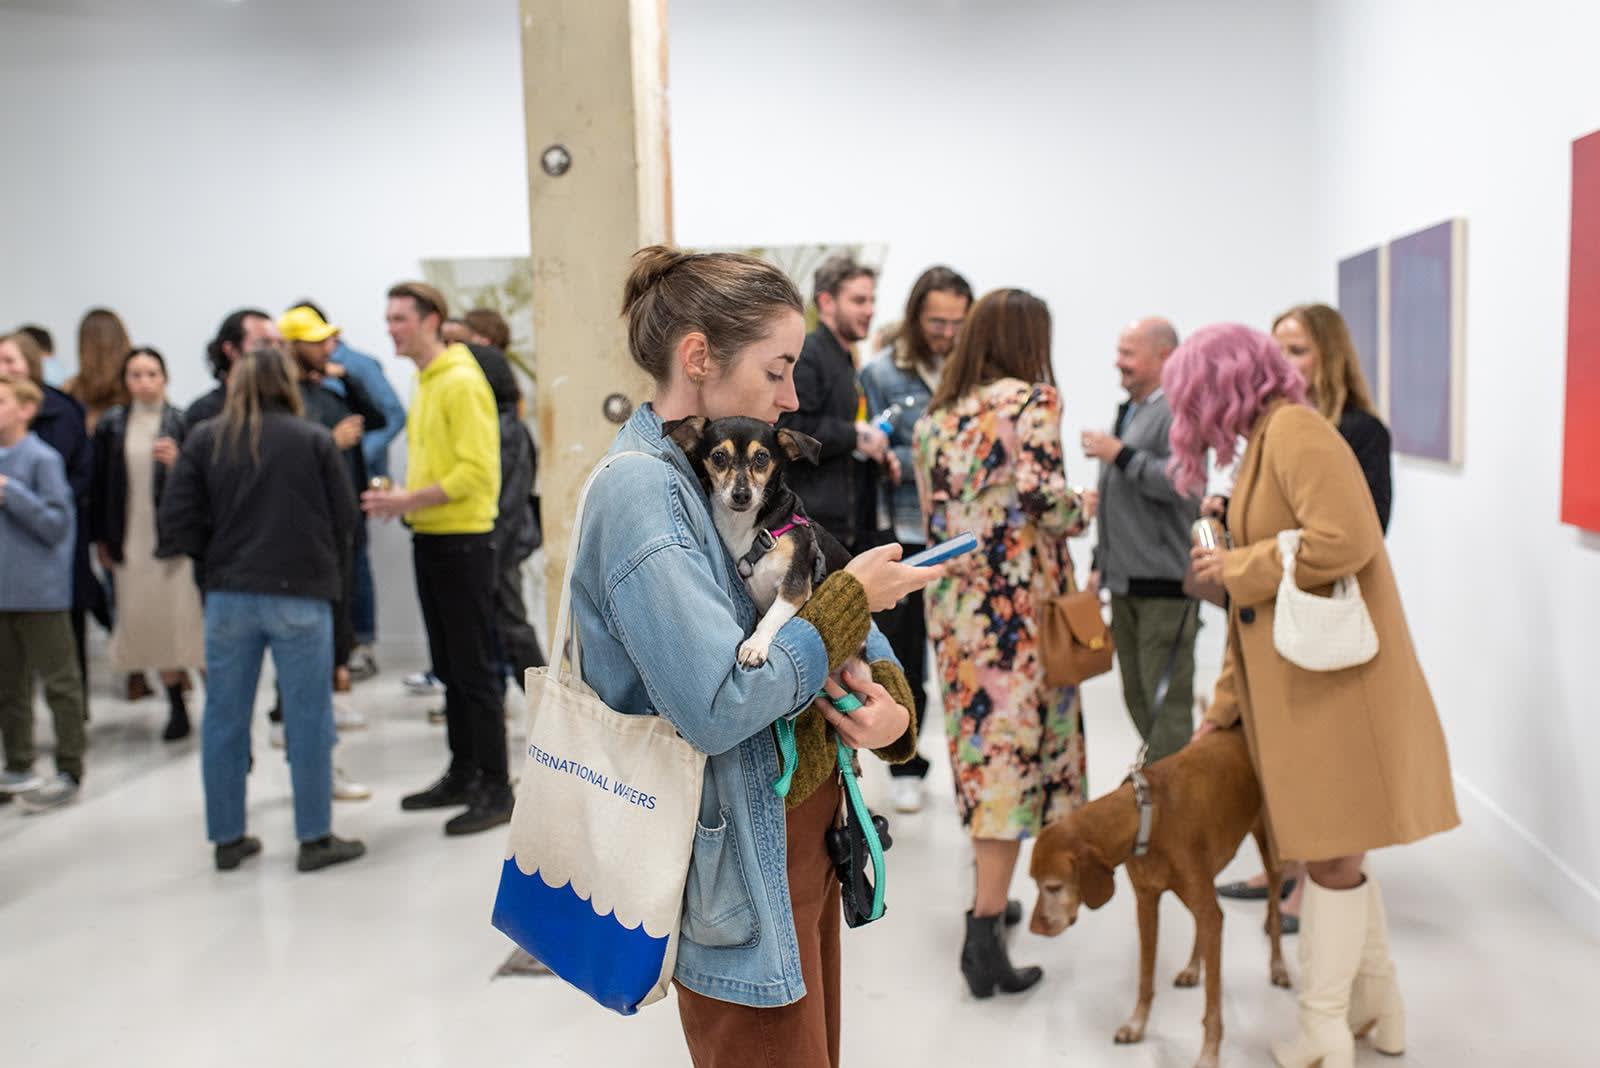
left=162, top=682, right=191, bottom=741
left=444, top=778, right=515, bottom=836
left=960, top=909, right=1043, bottom=998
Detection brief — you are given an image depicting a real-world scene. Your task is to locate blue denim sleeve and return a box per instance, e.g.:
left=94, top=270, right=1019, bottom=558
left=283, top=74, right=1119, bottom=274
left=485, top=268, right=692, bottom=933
left=339, top=353, right=406, bottom=474
left=603, top=540, right=831, bottom=756
left=864, top=623, right=899, bottom=669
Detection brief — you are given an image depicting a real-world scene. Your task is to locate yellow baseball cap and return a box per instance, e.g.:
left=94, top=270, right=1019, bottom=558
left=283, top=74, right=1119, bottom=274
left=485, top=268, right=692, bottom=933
left=279, top=305, right=340, bottom=343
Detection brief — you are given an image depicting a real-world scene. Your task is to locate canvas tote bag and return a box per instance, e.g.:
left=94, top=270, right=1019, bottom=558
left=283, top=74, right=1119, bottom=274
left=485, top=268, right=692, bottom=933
left=1271, top=528, right=1379, bottom=672
left=492, top=451, right=707, bottom=1015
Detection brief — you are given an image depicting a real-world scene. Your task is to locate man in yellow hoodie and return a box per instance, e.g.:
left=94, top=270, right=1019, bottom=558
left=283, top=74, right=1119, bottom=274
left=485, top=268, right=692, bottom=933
left=363, top=281, right=507, bottom=835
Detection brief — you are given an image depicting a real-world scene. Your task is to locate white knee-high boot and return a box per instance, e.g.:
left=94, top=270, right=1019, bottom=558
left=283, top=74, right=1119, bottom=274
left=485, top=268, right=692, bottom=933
left=1271, top=877, right=1367, bottom=1068
left=1348, top=873, right=1405, bottom=1055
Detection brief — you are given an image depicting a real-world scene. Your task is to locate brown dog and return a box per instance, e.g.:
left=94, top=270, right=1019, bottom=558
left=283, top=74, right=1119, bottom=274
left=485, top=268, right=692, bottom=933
left=1029, top=726, right=1289, bottom=1068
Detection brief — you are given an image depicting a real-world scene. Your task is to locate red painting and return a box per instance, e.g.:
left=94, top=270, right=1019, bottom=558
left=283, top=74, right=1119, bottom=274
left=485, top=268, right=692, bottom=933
left=1562, top=130, right=1600, bottom=531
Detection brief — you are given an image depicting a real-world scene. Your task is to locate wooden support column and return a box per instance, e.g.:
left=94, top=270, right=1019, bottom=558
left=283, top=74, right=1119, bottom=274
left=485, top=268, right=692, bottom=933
left=520, top=0, right=672, bottom=634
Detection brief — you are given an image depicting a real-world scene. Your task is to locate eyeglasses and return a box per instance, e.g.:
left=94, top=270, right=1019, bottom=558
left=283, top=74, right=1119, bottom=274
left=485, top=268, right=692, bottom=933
left=921, top=317, right=964, bottom=335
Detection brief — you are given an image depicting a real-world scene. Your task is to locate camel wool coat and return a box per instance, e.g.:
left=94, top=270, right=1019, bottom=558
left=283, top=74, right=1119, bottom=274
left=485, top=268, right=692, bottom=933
left=1206, top=401, right=1458, bottom=862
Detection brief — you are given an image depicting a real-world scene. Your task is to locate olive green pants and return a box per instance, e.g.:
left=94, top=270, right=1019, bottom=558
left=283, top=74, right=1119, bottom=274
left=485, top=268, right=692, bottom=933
left=1109, top=595, right=1198, bottom=764
left=0, top=611, right=87, bottom=780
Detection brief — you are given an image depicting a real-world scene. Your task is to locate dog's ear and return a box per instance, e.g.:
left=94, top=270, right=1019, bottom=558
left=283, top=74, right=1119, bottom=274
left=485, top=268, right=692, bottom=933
left=774, top=428, right=821, bottom=466
left=1078, top=845, right=1116, bottom=910
left=661, top=416, right=708, bottom=455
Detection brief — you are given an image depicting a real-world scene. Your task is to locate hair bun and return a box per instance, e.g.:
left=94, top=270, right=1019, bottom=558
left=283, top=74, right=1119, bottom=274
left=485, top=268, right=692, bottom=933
left=622, top=245, right=691, bottom=313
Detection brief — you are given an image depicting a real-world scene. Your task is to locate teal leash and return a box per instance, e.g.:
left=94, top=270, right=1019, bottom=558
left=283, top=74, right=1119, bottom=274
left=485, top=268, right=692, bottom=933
left=771, top=690, right=887, bottom=922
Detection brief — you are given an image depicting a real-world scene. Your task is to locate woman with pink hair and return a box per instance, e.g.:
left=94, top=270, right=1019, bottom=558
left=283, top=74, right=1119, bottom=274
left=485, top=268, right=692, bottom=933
left=1169, top=324, right=1457, bottom=1068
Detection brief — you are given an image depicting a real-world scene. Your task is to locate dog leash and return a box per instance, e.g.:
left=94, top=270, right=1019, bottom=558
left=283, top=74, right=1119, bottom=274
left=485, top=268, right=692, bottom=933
left=1125, top=597, right=1199, bottom=857
left=771, top=691, right=888, bottom=922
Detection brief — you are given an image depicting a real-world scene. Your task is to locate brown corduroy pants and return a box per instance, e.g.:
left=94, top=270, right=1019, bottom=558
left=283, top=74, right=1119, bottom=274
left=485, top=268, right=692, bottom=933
left=676, top=775, right=843, bottom=1068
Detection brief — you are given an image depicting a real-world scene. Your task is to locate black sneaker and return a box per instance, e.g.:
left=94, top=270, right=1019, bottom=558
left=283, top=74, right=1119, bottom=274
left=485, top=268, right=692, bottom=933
left=444, top=781, right=515, bottom=837
left=297, top=834, right=367, bottom=872
left=214, top=835, right=262, bottom=871
left=401, top=769, right=476, bottom=811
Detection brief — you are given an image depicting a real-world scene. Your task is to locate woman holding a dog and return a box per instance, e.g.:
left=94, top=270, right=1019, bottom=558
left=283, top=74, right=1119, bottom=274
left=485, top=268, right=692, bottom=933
left=567, top=246, right=938, bottom=1067
left=1173, top=323, right=1458, bottom=1068
left=914, top=287, right=1093, bottom=999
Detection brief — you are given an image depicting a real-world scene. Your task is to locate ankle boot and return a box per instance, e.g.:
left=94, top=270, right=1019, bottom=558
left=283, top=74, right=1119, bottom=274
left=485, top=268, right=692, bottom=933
left=1348, top=873, right=1405, bottom=1055
left=162, top=683, right=191, bottom=741
left=1271, top=878, right=1366, bottom=1068
left=960, top=909, right=1042, bottom=998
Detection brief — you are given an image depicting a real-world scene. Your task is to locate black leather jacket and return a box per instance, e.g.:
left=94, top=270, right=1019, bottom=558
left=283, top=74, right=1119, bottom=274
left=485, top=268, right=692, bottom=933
left=91, top=402, right=189, bottom=563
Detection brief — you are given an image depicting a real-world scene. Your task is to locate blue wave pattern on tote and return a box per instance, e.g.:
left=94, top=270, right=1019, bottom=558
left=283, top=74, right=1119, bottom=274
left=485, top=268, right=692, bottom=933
left=492, top=859, right=669, bottom=1015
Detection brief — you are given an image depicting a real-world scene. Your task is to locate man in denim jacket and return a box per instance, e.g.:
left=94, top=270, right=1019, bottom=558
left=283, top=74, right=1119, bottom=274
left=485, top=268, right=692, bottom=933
left=858, top=265, right=973, bottom=814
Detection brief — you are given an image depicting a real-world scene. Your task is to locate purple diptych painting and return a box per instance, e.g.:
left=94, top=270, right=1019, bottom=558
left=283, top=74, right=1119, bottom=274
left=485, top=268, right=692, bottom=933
left=1387, top=219, right=1466, bottom=463
left=1337, top=247, right=1385, bottom=416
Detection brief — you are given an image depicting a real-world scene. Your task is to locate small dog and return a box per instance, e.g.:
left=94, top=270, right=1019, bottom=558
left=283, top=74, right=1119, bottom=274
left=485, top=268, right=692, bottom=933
left=663, top=416, right=851, bottom=667
left=1028, top=727, right=1289, bottom=1068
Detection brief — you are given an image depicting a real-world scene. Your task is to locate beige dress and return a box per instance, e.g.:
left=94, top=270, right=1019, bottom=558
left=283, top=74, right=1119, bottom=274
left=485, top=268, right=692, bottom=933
left=108, top=401, right=206, bottom=672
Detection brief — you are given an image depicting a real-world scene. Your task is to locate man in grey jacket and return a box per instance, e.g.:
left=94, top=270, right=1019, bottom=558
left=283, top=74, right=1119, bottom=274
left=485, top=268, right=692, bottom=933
left=1082, top=318, right=1200, bottom=763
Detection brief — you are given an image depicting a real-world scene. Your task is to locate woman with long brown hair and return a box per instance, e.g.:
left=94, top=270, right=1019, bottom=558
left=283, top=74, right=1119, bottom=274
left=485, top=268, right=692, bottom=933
left=913, top=288, right=1092, bottom=997
left=157, top=346, right=364, bottom=873
left=91, top=347, right=204, bottom=740
left=64, top=308, right=131, bottom=433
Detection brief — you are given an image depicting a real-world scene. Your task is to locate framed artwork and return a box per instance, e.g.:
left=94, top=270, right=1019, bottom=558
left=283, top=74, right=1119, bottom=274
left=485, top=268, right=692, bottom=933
left=1337, top=245, right=1388, bottom=418
left=1562, top=130, right=1600, bottom=531
left=1387, top=218, right=1467, bottom=464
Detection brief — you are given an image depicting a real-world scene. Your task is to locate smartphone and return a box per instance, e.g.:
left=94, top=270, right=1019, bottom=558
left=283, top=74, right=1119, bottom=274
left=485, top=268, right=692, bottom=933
left=903, top=531, right=978, bottom=567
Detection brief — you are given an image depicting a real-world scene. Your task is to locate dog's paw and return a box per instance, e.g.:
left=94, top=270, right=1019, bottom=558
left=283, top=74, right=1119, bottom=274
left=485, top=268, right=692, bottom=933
left=1271, top=961, right=1292, bottom=989
left=1114, top=1022, right=1147, bottom=1045
left=737, top=638, right=771, bottom=668
left=1174, top=964, right=1201, bottom=988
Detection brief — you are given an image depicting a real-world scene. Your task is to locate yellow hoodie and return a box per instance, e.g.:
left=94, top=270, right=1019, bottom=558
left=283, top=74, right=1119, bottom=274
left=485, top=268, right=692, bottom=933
left=405, top=343, right=500, bottom=534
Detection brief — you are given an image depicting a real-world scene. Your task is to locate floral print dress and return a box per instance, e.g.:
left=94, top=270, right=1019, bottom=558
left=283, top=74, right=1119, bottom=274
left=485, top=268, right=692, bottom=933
left=913, top=378, right=1089, bottom=839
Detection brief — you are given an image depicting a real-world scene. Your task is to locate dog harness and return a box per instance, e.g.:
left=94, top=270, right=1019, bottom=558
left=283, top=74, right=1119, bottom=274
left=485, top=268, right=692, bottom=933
left=736, top=514, right=828, bottom=584
left=1127, top=753, right=1155, bottom=858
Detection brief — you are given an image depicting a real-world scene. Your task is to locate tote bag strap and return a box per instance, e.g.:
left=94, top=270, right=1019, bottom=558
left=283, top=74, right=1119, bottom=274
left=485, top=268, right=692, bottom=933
left=547, top=450, right=655, bottom=687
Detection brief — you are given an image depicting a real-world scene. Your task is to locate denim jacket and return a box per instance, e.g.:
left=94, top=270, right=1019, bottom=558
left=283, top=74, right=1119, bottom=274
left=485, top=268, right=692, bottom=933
left=859, top=346, right=934, bottom=545
left=569, top=404, right=896, bottom=1007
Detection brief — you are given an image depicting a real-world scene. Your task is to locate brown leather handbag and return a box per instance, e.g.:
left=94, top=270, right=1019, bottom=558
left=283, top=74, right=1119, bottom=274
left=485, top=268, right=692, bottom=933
left=1039, top=581, right=1115, bottom=687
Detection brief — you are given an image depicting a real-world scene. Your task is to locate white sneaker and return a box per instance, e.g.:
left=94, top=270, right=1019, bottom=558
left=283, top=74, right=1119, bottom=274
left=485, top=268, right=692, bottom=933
left=890, top=777, right=925, bottom=814
left=333, top=767, right=372, bottom=802
left=270, top=722, right=287, bottom=749
left=0, top=768, right=45, bottom=794
left=403, top=671, right=445, bottom=696
left=332, top=698, right=367, bottom=731
left=347, top=646, right=379, bottom=683
left=20, top=772, right=80, bottom=812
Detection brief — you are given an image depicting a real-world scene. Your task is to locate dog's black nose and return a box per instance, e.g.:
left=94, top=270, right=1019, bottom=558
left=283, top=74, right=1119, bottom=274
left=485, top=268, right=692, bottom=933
left=731, top=489, right=752, bottom=507
left=1239, top=607, right=1256, bottom=624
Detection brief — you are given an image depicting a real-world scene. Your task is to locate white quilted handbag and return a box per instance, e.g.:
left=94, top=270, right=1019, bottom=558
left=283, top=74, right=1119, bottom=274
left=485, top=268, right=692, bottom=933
left=1271, top=529, right=1378, bottom=672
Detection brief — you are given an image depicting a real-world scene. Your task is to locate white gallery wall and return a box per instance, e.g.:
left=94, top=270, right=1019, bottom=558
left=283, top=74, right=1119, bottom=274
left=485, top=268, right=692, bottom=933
left=1310, top=0, right=1600, bottom=937
left=0, top=0, right=530, bottom=648
left=0, top=0, right=1595, bottom=936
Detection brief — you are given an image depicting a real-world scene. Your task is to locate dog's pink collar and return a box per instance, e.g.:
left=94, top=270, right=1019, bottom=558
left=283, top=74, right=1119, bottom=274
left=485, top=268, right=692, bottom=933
left=766, top=514, right=811, bottom=541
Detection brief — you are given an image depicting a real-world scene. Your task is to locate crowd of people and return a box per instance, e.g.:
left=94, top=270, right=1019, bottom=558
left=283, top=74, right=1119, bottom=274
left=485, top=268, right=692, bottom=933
left=1, top=249, right=1458, bottom=1067
left=0, top=290, right=544, bottom=868
left=569, top=247, right=1456, bottom=1068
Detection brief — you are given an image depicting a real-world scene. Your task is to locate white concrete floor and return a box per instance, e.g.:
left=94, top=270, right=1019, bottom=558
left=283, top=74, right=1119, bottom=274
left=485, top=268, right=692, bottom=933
left=3, top=638, right=1596, bottom=1068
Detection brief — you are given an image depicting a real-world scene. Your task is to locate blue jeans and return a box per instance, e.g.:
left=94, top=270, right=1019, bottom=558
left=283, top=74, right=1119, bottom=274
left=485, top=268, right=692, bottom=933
left=201, top=592, right=334, bottom=844
left=351, top=537, right=376, bottom=646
